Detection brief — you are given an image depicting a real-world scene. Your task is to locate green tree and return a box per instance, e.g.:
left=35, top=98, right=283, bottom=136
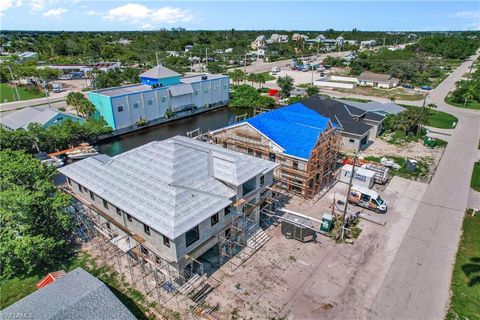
left=306, top=85, right=319, bottom=97
left=228, top=69, right=246, bottom=85
left=276, top=75, right=294, bottom=98
left=66, top=92, right=84, bottom=116
left=230, top=84, right=275, bottom=108
left=0, top=150, right=74, bottom=279
left=247, top=73, right=258, bottom=86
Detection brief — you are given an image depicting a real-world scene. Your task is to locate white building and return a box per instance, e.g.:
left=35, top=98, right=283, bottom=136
left=59, top=136, right=278, bottom=276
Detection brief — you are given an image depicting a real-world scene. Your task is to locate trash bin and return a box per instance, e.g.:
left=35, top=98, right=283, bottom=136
left=406, top=159, right=418, bottom=173
left=320, top=213, right=335, bottom=232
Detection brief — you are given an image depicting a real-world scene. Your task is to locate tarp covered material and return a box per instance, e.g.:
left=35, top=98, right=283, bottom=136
left=169, top=83, right=194, bottom=97
left=245, top=103, right=332, bottom=160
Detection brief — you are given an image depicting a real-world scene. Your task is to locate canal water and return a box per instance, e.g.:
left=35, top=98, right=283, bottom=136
left=98, top=107, right=250, bottom=156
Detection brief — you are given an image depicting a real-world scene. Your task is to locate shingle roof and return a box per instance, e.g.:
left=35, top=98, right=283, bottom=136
left=0, top=107, right=82, bottom=130
left=335, top=99, right=406, bottom=115
left=358, top=72, right=394, bottom=82
left=1, top=268, right=136, bottom=320
left=59, top=136, right=277, bottom=239
left=301, top=96, right=376, bottom=136
left=244, top=103, right=332, bottom=160
left=140, top=65, right=181, bottom=79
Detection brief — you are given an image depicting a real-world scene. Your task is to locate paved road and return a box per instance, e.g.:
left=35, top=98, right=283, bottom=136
left=370, top=51, right=480, bottom=319
left=0, top=94, right=68, bottom=112
left=229, top=51, right=351, bottom=74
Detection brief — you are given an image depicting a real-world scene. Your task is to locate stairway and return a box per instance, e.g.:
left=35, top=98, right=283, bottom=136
left=246, top=228, right=270, bottom=251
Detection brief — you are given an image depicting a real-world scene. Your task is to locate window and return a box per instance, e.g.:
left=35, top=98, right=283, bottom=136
left=126, top=213, right=132, bottom=222
left=133, top=102, right=139, bottom=109
left=140, top=246, right=148, bottom=255
left=147, top=99, right=153, bottom=106
left=204, top=88, right=209, bottom=93
left=292, top=161, right=299, bottom=169
left=223, top=84, right=227, bottom=89
left=116, top=207, right=122, bottom=216
left=349, top=139, right=355, bottom=143
left=255, top=151, right=262, bottom=158
left=247, top=148, right=253, bottom=155
left=103, top=199, right=109, bottom=209
left=185, top=226, right=200, bottom=247
left=161, top=96, right=166, bottom=102
left=242, top=176, right=257, bottom=196
left=195, top=89, right=199, bottom=96
left=78, top=185, right=83, bottom=193
left=211, top=213, right=219, bottom=226
left=260, top=175, right=265, bottom=187
left=163, top=236, right=170, bottom=247
left=144, top=224, right=150, bottom=235
left=224, top=205, right=231, bottom=216
left=225, top=228, right=231, bottom=239
left=67, top=178, right=72, bottom=185
left=155, top=256, right=161, bottom=264
left=89, top=191, right=95, bottom=201
left=269, top=152, right=276, bottom=162
left=117, top=105, right=124, bottom=112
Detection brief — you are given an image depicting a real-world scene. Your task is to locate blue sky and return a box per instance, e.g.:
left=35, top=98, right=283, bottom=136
left=1, top=1, right=479, bottom=31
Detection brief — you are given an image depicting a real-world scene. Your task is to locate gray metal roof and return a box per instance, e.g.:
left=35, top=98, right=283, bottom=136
left=336, top=99, right=406, bottom=115
left=140, top=65, right=180, bottom=79
left=180, top=74, right=228, bottom=84
left=0, top=107, right=82, bottom=130
left=169, top=83, right=194, bottom=97
left=95, top=84, right=153, bottom=97
left=1, top=267, right=136, bottom=320
left=59, top=136, right=277, bottom=239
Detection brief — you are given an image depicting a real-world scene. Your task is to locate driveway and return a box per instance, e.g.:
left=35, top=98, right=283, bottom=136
left=369, top=51, right=480, bottom=319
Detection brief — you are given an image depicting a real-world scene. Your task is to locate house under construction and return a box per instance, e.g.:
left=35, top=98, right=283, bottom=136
left=209, top=103, right=341, bottom=198
left=58, top=136, right=278, bottom=292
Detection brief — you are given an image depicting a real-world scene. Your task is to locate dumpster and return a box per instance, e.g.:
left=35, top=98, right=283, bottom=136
left=423, top=137, right=437, bottom=148
left=406, top=159, right=418, bottom=173
left=281, top=213, right=315, bottom=242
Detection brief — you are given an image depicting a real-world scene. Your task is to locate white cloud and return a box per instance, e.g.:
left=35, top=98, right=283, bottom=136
left=453, top=11, right=480, bottom=20
left=84, top=9, right=100, bottom=16
left=43, top=7, right=67, bottom=18
left=0, top=0, right=22, bottom=16
left=105, top=3, right=193, bottom=28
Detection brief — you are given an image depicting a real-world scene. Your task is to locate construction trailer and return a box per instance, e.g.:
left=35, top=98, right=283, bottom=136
left=209, top=103, right=342, bottom=199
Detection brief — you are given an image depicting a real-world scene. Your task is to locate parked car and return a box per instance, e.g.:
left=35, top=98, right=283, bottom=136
left=402, top=84, right=414, bottom=89
left=421, top=85, right=432, bottom=91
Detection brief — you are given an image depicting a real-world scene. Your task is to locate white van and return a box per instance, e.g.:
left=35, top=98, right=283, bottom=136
left=348, top=185, right=387, bottom=213
left=271, top=66, right=280, bottom=75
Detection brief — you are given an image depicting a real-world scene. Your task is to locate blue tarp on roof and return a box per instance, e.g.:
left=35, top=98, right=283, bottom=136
left=245, top=103, right=331, bottom=160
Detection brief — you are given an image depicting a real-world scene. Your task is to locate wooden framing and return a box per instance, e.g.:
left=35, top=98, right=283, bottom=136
left=209, top=123, right=341, bottom=199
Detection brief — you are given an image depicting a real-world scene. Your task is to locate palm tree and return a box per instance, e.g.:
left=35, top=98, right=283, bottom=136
left=463, top=86, right=476, bottom=107
left=247, top=73, right=257, bottom=86
left=66, top=92, right=83, bottom=116
left=276, top=75, right=294, bottom=98
left=257, top=74, right=266, bottom=89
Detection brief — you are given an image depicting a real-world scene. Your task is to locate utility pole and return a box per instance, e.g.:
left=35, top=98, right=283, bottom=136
left=205, top=48, right=208, bottom=72
left=341, top=152, right=358, bottom=239
left=7, top=65, right=20, bottom=101
left=311, top=64, right=314, bottom=85
left=417, top=93, right=428, bottom=137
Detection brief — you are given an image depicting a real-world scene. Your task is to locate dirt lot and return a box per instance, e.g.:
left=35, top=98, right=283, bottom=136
left=205, top=176, right=428, bottom=319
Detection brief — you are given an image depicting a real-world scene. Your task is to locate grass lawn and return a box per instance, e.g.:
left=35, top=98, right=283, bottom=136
left=446, top=209, right=480, bottom=320
left=341, top=97, right=371, bottom=103
left=471, top=162, right=480, bottom=192
left=445, top=96, right=480, bottom=111
left=0, top=83, right=46, bottom=103
left=257, top=72, right=276, bottom=81
left=363, top=154, right=431, bottom=181
left=0, top=252, right=153, bottom=319
left=332, top=86, right=424, bottom=101
left=426, top=109, right=458, bottom=129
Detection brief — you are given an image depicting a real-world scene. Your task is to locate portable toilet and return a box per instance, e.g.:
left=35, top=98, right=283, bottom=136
left=320, top=213, right=335, bottom=232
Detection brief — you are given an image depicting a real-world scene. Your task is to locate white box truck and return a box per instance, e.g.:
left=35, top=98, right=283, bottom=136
left=339, top=164, right=375, bottom=189
left=348, top=185, right=387, bottom=213
left=271, top=66, right=280, bottom=75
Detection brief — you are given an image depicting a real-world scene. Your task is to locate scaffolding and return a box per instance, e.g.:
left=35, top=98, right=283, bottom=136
left=209, top=124, right=341, bottom=199
left=62, top=186, right=208, bottom=308
left=217, top=185, right=273, bottom=272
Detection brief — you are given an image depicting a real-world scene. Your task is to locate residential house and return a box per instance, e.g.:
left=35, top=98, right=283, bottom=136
left=335, top=99, right=406, bottom=116
left=292, top=33, right=309, bottom=41
left=301, top=96, right=385, bottom=152
left=0, top=107, right=84, bottom=131
left=59, top=136, right=277, bottom=277
left=185, top=45, right=194, bottom=52
left=210, top=103, right=341, bottom=198
left=360, top=40, right=377, bottom=48
left=251, top=35, right=267, bottom=50
left=1, top=268, right=136, bottom=320
left=358, top=72, right=399, bottom=89
left=18, top=51, right=37, bottom=60
left=88, top=65, right=229, bottom=130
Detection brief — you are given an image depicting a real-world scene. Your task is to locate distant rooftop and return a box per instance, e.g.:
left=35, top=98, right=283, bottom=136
left=140, top=65, right=181, bottom=79
left=1, top=267, right=136, bottom=320
left=358, top=72, right=396, bottom=82
left=336, top=99, right=406, bottom=115
left=0, top=107, right=83, bottom=130
left=243, top=103, right=333, bottom=160
left=59, top=136, right=277, bottom=239
left=181, top=73, right=228, bottom=84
